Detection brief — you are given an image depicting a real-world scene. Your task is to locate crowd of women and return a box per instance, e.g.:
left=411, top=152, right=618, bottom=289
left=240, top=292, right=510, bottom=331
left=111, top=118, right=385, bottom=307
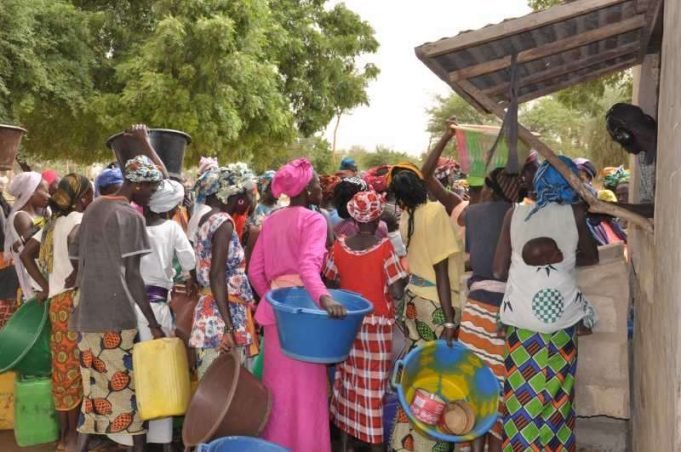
left=0, top=120, right=634, bottom=452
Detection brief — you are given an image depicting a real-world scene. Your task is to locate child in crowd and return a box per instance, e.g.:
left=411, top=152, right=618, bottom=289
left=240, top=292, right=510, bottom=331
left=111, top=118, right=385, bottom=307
left=324, top=190, right=407, bottom=452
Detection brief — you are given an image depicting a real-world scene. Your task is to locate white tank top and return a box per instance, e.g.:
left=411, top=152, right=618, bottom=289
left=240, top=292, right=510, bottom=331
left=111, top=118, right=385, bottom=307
left=500, top=203, right=590, bottom=333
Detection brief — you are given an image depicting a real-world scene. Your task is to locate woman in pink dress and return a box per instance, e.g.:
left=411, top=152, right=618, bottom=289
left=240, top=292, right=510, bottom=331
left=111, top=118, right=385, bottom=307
left=248, top=158, right=345, bottom=452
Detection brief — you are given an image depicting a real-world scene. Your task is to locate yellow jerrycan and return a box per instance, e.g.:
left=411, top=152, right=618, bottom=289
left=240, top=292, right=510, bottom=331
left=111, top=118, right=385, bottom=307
left=0, top=372, right=16, bottom=430
left=133, top=338, right=190, bottom=420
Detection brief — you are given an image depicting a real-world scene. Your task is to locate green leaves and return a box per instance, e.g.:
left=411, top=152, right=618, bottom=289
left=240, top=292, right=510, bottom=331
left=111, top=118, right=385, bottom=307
left=2, top=0, right=378, bottom=166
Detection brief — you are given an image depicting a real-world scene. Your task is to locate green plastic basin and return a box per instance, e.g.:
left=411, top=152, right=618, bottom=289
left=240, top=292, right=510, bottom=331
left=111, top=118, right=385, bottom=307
left=0, top=299, right=51, bottom=376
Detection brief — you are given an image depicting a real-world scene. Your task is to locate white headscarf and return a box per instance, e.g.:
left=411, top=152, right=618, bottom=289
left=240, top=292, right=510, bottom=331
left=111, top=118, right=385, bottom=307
left=149, top=179, right=185, bottom=214
left=4, top=171, right=42, bottom=254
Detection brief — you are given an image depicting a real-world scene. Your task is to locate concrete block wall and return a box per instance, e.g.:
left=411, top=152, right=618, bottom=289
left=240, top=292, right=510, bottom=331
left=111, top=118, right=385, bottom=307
left=576, top=244, right=630, bottom=419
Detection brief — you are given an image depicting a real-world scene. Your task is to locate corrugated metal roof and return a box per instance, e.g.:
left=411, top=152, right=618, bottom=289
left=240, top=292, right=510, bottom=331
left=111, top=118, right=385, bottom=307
left=416, top=0, right=662, bottom=110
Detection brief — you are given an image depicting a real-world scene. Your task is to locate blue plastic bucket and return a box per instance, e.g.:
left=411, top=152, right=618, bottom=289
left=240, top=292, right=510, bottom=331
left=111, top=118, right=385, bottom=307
left=266, top=288, right=373, bottom=363
left=198, top=436, right=289, bottom=451
left=391, top=340, right=500, bottom=443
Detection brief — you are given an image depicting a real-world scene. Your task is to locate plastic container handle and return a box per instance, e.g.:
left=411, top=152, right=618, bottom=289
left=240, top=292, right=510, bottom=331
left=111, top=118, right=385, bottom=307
left=391, top=359, right=405, bottom=389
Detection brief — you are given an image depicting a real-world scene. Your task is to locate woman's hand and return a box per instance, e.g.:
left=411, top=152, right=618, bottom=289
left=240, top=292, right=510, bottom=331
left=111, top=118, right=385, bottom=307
left=441, top=324, right=458, bottom=347
left=64, top=270, right=78, bottom=290
left=219, top=330, right=236, bottom=353
left=34, top=290, right=48, bottom=303
left=127, top=124, right=151, bottom=143
left=150, top=326, right=165, bottom=340
left=320, top=295, right=347, bottom=319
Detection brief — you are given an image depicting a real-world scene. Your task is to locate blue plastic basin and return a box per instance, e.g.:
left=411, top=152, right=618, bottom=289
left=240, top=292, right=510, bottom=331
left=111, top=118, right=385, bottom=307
left=198, top=436, right=289, bottom=452
left=266, top=288, right=373, bottom=363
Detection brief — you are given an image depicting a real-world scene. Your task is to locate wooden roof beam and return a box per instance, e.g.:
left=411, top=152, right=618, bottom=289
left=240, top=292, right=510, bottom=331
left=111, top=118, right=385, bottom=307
left=447, top=14, right=645, bottom=83
left=516, top=56, right=639, bottom=102
left=483, top=42, right=641, bottom=97
left=456, top=78, right=653, bottom=233
left=416, top=0, right=628, bottom=59
left=638, top=0, right=663, bottom=57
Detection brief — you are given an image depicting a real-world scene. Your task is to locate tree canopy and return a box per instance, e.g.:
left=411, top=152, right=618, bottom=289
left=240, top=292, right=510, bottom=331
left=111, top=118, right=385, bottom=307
left=0, top=0, right=379, bottom=168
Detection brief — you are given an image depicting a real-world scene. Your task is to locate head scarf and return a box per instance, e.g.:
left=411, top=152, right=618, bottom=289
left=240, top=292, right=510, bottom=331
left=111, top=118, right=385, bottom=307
left=526, top=156, right=580, bottom=220
left=272, top=159, right=314, bottom=198
left=342, top=176, right=368, bottom=191
left=524, top=150, right=539, bottom=166
left=195, top=163, right=255, bottom=204
left=95, top=167, right=123, bottom=196
left=319, top=175, right=341, bottom=203
left=598, top=189, right=618, bottom=203
left=573, top=158, right=597, bottom=180
left=199, top=156, right=219, bottom=175
left=4, top=171, right=43, bottom=256
left=385, top=162, right=423, bottom=188
left=485, top=168, right=522, bottom=203
left=41, top=169, right=59, bottom=186
left=124, top=155, right=163, bottom=183
left=340, top=157, right=357, bottom=171
left=257, top=170, right=276, bottom=194
left=149, top=179, right=185, bottom=214
left=347, top=191, right=385, bottom=224
left=434, top=158, right=460, bottom=184
left=39, top=174, right=91, bottom=274
left=603, top=166, right=630, bottom=191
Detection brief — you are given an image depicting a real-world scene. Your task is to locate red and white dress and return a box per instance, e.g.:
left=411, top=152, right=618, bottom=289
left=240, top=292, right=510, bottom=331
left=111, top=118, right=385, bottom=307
left=324, top=237, right=407, bottom=445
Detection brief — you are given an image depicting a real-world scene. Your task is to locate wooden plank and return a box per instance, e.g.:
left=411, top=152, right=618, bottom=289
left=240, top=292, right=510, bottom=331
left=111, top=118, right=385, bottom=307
left=483, top=42, right=640, bottom=97
left=638, top=0, right=663, bottom=57
left=516, top=56, right=640, bottom=102
left=457, top=79, right=653, bottom=232
left=448, top=15, right=645, bottom=82
left=416, top=0, right=628, bottom=59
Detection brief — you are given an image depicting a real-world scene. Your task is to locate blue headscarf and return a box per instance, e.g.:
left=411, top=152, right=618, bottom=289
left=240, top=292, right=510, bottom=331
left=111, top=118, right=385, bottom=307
left=95, top=167, right=123, bottom=196
left=526, top=156, right=580, bottom=220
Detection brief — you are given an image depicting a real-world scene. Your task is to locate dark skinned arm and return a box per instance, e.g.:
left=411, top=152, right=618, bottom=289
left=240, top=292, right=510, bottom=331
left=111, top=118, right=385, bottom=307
left=65, top=225, right=80, bottom=289
left=388, top=277, right=407, bottom=301
left=127, top=124, right=169, bottom=178
left=434, top=259, right=456, bottom=345
left=210, top=221, right=236, bottom=349
left=20, top=238, right=48, bottom=300
left=573, top=204, right=600, bottom=267
left=492, top=207, right=514, bottom=281
left=11, top=211, right=34, bottom=252
left=421, top=128, right=464, bottom=216
left=125, top=253, right=164, bottom=338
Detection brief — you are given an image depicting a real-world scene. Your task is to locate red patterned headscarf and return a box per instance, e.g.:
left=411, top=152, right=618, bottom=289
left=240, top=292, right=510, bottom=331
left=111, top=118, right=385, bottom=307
left=347, top=190, right=385, bottom=223
left=319, top=175, right=340, bottom=203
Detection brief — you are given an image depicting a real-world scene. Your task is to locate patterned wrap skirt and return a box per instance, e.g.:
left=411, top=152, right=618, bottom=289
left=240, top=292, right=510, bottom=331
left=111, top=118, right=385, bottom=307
left=330, top=316, right=392, bottom=445
left=77, top=329, right=145, bottom=436
left=503, top=325, right=578, bottom=452
left=49, top=289, right=83, bottom=411
left=457, top=297, right=505, bottom=443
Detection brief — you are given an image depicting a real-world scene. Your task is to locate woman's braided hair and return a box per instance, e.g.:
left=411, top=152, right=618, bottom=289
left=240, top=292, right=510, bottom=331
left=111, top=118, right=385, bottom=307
left=389, top=169, right=427, bottom=248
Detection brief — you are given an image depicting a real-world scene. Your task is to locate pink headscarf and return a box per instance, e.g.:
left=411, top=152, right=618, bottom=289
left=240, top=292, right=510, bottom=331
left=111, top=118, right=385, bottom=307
left=42, top=169, right=59, bottom=185
left=272, top=159, right=314, bottom=198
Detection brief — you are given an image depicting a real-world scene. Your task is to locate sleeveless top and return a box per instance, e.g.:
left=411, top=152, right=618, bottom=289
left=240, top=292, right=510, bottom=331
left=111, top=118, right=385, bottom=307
left=500, top=203, right=591, bottom=333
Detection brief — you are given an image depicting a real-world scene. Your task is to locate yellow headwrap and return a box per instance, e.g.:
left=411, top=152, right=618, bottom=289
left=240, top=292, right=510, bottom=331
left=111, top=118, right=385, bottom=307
left=385, top=162, right=423, bottom=188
